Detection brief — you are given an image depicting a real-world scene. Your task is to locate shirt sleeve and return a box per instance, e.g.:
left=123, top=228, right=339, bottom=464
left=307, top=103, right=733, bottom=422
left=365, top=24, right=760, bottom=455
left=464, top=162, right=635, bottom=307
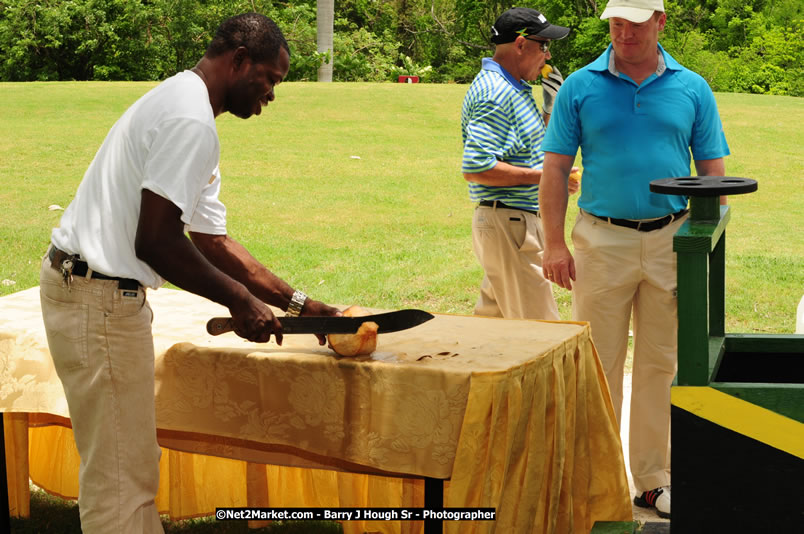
left=462, top=99, right=514, bottom=173
left=542, top=77, right=582, bottom=156
left=186, top=166, right=227, bottom=234
left=141, top=117, right=223, bottom=228
left=689, top=79, right=731, bottom=161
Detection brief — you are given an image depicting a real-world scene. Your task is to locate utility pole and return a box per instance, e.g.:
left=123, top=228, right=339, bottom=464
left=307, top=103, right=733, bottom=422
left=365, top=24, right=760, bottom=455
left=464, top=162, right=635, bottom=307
left=317, top=0, right=334, bottom=82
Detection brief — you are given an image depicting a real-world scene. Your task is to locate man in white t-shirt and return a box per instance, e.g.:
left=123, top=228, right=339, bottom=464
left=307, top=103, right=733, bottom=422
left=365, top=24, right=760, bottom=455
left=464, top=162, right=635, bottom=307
left=39, top=13, right=340, bottom=534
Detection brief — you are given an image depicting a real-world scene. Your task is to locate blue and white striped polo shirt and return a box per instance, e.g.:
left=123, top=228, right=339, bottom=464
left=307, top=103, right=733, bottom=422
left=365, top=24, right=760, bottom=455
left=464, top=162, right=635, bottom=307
left=461, top=58, right=546, bottom=211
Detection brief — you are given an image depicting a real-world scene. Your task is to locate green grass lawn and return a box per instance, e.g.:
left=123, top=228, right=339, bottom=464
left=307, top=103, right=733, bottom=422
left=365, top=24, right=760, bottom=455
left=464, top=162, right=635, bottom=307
left=0, top=81, right=802, bottom=530
left=1, top=81, right=801, bottom=331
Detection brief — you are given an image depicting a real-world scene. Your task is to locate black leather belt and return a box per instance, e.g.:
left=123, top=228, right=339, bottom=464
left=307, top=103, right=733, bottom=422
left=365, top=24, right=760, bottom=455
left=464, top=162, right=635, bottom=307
left=48, top=246, right=141, bottom=290
left=478, top=200, right=539, bottom=216
left=589, top=209, right=689, bottom=232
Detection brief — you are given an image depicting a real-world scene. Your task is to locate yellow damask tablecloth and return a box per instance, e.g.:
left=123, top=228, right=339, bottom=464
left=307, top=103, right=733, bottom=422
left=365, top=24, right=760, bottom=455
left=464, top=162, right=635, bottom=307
left=1, top=286, right=632, bottom=533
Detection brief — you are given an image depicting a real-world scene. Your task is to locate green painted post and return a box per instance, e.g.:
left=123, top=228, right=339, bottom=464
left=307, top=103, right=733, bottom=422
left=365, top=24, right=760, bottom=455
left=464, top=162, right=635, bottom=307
left=676, top=250, right=710, bottom=385
left=674, top=204, right=731, bottom=385
left=690, top=196, right=721, bottom=221
left=709, top=231, right=726, bottom=338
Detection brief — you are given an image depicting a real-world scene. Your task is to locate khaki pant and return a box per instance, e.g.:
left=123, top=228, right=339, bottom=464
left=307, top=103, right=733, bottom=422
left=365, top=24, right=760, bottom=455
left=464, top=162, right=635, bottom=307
left=472, top=204, right=559, bottom=320
left=571, top=210, right=685, bottom=492
left=39, top=255, right=164, bottom=534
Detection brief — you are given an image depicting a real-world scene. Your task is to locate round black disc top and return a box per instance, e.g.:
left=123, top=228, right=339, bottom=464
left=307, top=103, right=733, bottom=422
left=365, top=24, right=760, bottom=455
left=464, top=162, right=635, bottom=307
left=650, top=176, right=758, bottom=197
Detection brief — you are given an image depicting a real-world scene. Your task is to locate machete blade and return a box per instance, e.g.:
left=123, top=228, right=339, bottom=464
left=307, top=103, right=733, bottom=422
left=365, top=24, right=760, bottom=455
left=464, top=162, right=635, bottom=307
left=206, top=309, right=434, bottom=337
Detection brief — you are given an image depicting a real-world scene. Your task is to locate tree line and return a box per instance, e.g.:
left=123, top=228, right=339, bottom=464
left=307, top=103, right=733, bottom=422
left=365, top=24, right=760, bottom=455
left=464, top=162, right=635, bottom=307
left=0, top=0, right=801, bottom=96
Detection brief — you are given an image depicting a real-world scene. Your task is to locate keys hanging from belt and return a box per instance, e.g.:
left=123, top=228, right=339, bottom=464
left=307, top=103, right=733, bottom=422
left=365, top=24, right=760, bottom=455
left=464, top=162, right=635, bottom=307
left=60, top=256, right=78, bottom=288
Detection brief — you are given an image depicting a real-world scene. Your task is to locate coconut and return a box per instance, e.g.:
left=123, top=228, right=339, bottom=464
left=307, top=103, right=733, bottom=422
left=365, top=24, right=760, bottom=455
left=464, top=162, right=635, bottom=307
left=327, top=306, right=378, bottom=357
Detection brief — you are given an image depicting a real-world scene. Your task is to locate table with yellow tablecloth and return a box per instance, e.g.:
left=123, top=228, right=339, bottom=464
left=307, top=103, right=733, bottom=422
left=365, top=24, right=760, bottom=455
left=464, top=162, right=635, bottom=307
left=1, top=286, right=632, bottom=533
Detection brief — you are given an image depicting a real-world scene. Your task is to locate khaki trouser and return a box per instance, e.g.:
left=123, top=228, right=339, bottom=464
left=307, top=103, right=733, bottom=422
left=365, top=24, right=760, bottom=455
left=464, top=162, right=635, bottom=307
left=472, top=204, right=560, bottom=320
left=571, top=210, right=686, bottom=492
left=39, top=255, right=164, bottom=534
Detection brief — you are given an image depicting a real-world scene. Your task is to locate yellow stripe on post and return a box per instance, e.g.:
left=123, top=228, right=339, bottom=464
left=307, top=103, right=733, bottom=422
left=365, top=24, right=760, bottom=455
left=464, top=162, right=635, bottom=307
left=672, top=386, right=804, bottom=460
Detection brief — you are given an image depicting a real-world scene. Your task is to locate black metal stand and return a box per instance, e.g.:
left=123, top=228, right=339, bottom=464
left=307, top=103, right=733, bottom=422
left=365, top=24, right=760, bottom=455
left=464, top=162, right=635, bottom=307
left=423, top=477, right=444, bottom=534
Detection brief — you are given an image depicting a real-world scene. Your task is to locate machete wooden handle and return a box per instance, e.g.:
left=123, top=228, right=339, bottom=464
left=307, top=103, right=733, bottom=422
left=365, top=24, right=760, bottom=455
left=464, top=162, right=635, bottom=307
left=207, top=317, right=235, bottom=335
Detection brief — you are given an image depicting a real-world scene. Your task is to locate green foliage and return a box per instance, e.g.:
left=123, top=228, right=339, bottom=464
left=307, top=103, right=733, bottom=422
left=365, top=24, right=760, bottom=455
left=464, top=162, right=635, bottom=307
left=256, top=1, right=402, bottom=82
left=0, top=0, right=155, bottom=81
left=661, top=0, right=803, bottom=95
left=554, top=16, right=611, bottom=74
left=332, top=24, right=400, bottom=82
left=0, top=0, right=801, bottom=93
left=262, top=1, right=320, bottom=81
left=389, top=54, right=433, bottom=81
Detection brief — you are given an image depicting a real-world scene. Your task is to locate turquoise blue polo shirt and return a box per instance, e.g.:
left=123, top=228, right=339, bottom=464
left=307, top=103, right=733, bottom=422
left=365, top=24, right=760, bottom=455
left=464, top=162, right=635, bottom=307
left=542, top=44, right=730, bottom=220
left=461, top=58, right=546, bottom=211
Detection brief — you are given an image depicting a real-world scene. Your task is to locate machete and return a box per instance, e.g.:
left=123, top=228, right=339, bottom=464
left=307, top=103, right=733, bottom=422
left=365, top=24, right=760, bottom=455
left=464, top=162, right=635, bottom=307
left=206, top=309, right=434, bottom=336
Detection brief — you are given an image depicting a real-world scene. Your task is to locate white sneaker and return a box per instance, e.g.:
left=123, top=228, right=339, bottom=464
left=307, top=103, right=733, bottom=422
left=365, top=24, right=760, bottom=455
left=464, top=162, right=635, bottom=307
left=634, top=486, right=670, bottom=519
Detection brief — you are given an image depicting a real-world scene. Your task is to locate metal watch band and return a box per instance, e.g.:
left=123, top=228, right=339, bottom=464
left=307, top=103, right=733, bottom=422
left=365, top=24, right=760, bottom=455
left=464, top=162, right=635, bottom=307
left=286, top=290, right=308, bottom=317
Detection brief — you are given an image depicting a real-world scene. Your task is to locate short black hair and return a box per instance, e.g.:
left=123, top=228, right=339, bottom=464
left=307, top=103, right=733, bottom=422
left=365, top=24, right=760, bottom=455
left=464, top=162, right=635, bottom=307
left=206, top=13, right=289, bottom=63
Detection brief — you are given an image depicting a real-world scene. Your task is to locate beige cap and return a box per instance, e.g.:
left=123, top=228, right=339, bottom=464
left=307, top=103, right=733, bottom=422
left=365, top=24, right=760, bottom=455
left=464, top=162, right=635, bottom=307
left=600, top=0, right=664, bottom=23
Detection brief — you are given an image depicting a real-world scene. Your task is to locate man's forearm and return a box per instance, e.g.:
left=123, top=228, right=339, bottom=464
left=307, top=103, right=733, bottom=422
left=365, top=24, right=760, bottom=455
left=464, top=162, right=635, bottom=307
left=540, top=189, right=569, bottom=247
left=190, top=232, right=295, bottom=310
left=135, top=188, right=271, bottom=312
left=539, top=153, right=574, bottom=246
left=464, top=161, right=541, bottom=187
left=136, top=226, right=250, bottom=311
left=694, top=157, right=728, bottom=205
left=539, top=152, right=578, bottom=289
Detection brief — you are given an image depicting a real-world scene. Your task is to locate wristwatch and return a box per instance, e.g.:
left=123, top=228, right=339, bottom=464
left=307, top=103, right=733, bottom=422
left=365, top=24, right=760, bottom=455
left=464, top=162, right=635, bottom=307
left=286, top=290, right=308, bottom=317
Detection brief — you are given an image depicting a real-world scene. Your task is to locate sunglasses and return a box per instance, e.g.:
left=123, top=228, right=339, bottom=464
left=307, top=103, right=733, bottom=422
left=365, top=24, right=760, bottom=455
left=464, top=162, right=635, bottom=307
left=523, top=36, right=550, bottom=53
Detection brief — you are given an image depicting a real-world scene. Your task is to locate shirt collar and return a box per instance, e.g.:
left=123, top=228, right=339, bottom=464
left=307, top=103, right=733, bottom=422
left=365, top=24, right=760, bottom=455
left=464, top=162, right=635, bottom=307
left=482, top=57, right=530, bottom=92
left=590, top=43, right=680, bottom=78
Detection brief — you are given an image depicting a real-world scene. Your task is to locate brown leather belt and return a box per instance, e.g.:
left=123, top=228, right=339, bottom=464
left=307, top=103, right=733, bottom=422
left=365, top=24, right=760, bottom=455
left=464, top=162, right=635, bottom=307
left=589, top=209, right=688, bottom=232
left=48, top=246, right=141, bottom=290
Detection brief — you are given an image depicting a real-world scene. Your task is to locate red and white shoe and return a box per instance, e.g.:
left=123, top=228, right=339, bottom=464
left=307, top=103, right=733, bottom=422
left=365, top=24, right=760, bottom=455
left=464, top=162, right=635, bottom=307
left=634, top=486, right=671, bottom=519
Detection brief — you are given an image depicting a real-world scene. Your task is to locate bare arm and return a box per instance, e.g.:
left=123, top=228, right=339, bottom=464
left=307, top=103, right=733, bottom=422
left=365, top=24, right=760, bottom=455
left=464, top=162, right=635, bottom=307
left=188, top=232, right=294, bottom=309
left=539, top=152, right=576, bottom=290
left=464, top=161, right=541, bottom=187
left=189, top=231, right=340, bottom=345
left=694, top=157, right=728, bottom=205
left=134, top=190, right=254, bottom=304
left=188, top=232, right=339, bottom=319
left=135, top=189, right=337, bottom=344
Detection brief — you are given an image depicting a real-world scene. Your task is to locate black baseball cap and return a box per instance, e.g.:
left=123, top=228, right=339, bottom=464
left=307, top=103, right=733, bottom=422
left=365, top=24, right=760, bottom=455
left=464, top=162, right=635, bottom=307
left=490, top=7, right=570, bottom=44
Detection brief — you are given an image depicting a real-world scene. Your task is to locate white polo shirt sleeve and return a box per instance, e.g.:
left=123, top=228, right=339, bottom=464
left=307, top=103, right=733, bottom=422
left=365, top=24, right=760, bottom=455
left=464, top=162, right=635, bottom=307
left=141, top=117, right=227, bottom=235
left=187, top=166, right=227, bottom=234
